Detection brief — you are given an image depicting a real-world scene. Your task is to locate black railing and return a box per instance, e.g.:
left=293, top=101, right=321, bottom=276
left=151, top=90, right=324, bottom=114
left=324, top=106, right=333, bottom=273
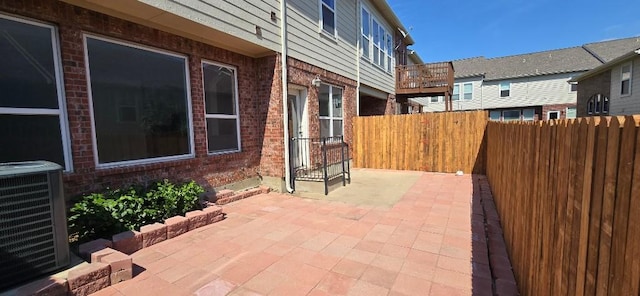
left=289, top=136, right=351, bottom=195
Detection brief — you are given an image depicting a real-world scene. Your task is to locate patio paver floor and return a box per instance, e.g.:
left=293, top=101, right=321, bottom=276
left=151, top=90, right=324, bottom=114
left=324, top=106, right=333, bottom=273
left=95, top=170, right=509, bottom=296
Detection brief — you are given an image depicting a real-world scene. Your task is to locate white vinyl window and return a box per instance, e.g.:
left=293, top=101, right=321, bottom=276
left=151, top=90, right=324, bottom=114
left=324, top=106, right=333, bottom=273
left=320, top=0, right=336, bottom=36
left=202, top=61, right=241, bottom=154
left=566, top=107, right=577, bottom=119
left=430, top=96, right=443, bottom=103
left=361, top=7, right=370, bottom=59
left=621, top=63, right=632, bottom=96
left=500, top=82, right=511, bottom=97
left=85, top=35, right=193, bottom=167
left=463, top=83, right=473, bottom=100
left=452, top=84, right=460, bottom=101
left=360, top=5, right=393, bottom=73
left=523, top=109, right=535, bottom=121
left=0, top=14, right=72, bottom=171
left=319, top=84, right=343, bottom=138
left=547, top=111, right=560, bottom=120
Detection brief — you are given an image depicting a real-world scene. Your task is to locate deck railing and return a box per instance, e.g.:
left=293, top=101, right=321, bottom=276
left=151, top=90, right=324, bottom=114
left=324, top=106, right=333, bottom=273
left=289, top=136, right=350, bottom=195
left=395, top=62, right=454, bottom=95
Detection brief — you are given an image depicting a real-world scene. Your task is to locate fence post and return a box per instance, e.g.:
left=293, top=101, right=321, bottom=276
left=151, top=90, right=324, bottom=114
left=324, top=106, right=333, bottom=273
left=322, top=137, right=329, bottom=195
left=289, top=137, right=296, bottom=191
left=340, top=136, right=346, bottom=186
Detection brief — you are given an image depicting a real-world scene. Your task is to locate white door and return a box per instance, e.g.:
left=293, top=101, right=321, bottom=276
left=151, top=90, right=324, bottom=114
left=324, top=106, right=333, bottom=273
left=287, top=88, right=309, bottom=170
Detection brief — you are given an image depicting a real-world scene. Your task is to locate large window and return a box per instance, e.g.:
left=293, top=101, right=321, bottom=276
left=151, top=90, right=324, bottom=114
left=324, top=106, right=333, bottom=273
left=489, top=109, right=535, bottom=122
left=0, top=15, right=71, bottom=170
left=319, top=84, right=343, bottom=138
left=621, top=63, right=632, bottom=96
left=360, top=6, right=393, bottom=73
left=202, top=62, right=240, bottom=154
left=85, top=36, right=192, bottom=166
left=463, top=83, right=473, bottom=100
left=499, top=82, right=510, bottom=97
left=320, top=0, right=336, bottom=35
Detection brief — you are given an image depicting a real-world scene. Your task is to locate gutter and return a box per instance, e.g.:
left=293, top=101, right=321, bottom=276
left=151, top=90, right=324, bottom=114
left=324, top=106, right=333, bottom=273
left=280, top=0, right=294, bottom=193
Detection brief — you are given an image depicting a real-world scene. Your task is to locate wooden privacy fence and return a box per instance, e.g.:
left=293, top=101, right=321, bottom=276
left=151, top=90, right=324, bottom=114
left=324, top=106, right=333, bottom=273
left=352, top=110, right=487, bottom=174
left=486, top=116, right=640, bottom=296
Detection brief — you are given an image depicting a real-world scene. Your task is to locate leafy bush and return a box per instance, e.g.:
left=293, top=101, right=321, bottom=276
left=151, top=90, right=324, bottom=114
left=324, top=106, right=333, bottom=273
left=69, top=180, right=204, bottom=243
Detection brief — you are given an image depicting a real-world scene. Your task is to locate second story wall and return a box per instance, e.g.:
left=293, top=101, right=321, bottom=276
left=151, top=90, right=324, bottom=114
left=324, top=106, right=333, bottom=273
left=285, top=0, right=358, bottom=81
left=610, top=56, right=640, bottom=115
left=358, top=0, right=396, bottom=94
left=481, top=73, right=578, bottom=109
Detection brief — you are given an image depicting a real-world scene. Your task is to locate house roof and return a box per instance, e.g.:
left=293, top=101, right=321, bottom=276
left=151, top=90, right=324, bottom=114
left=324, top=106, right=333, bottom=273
left=583, top=36, right=640, bottom=63
left=451, top=36, right=640, bottom=81
left=571, top=48, right=640, bottom=82
left=371, top=0, right=414, bottom=45
left=408, top=50, right=424, bottom=64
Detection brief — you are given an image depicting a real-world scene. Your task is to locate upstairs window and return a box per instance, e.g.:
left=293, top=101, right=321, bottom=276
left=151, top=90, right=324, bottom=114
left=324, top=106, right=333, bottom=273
left=361, top=8, right=370, bottom=58
left=202, top=61, right=241, bottom=154
left=386, top=33, right=393, bottom=72
left=319, top=84, right=343, bottom=138
left=320, top=0, right=336, bottom=35
left=463, top=83, right=473, bottom=100
left=372, top=19, right=380, bottom=66
left=621, top=63, right=632, bottom=96
left=0, top=15, right=71, bottom=170
left=570, top=83, right=578, bottom=92
left=500, top=82, right=510, bottom=97
left=452, top=84, right=460, bottom=101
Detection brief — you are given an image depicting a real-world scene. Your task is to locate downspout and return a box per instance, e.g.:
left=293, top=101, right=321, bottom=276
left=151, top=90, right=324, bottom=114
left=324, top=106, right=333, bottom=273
left=280, top=0, right=294, bottom=193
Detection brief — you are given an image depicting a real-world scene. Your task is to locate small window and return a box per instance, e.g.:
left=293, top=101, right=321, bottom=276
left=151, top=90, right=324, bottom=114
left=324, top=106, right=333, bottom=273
left=523, top=109, right=535, bottom=121
left=570, top=83, right=578, bottom=92
left=621, top=63, right=632, bottom=96
left=587, top=94, right=608, bottom=115
left=202, top=62, right=241, bottom=154
left=361, top=8, right=370, bottom=58
left=85, top=36, right=192, bottom=166
left=566, top=107, right=577, bottom=119
left=547, top=111, right=560, bottom=120
left=463, top=83, right=473, bottom=100
left=320, top=0, right=336, bottom=35
left=0, top=15, right=71, bottom=170
left=319, top=84, right=343, bottom=138
left=489, top=111, right=501, bottom=121
left=500, top=82, right=510, bottom=97
left=430, top=96, right=443, bottom=103
left=452, top=84, right=460, bottom=101
left=503, top=110, right=521, bottom=121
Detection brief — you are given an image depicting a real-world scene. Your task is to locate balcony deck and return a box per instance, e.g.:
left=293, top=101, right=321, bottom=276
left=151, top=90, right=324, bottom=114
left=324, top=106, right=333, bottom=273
left=396, top=62, right=454, bottom=101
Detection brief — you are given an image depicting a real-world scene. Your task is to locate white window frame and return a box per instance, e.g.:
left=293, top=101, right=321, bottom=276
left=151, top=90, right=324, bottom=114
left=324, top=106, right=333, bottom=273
left=452, top=84, right=460, bottom=101
left=547, top=110, right=560, bottom=120
left=621, top=62, right=632, bottom=96
left=462, top=83, right=473, bottom=100
left=201, top=60, right=242, bottom=155
left=360, top=4, right=394, bottom=73
left=83, top=34, right=195, bottom=169
left=499, top=81, right=511, bottom=97
left=319, top=84, right=344, bottom=137
left=319, top=0, right=337, bottom=37
left=0, top=14, right=72, bottom=171
left=360, top=6, right=370, bottom=59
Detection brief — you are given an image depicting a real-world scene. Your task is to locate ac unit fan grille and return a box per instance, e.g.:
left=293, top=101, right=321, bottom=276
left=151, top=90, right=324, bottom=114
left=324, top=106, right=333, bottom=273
left=0, top=173, right=58, bottom=290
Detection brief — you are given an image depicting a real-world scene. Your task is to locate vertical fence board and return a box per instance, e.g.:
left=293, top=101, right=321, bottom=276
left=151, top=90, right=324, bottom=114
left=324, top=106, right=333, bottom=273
left=622, top=116, right=640, bottom=295
left=576, top=118, right=597, bottom=295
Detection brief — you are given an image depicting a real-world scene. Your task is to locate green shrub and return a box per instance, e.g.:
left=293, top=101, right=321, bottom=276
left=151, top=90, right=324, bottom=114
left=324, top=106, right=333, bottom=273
left=68, top=180, right=205, bottom=244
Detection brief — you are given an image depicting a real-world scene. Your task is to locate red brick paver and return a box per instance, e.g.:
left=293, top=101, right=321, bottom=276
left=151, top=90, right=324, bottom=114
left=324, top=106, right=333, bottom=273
left=102, top=172, right=516, bottom=295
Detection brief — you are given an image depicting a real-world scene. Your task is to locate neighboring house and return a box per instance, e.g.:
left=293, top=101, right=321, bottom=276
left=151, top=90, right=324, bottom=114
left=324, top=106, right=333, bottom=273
left=573, top=48, right=640, bottom=116
left=0, top=0, right=414, bottom=196
left=415, top=37, right=640, bottom=121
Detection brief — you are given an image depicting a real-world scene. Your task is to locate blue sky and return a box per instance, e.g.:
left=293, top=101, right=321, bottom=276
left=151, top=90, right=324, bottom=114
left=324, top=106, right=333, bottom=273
left=387, top=0, right=640, bottom=62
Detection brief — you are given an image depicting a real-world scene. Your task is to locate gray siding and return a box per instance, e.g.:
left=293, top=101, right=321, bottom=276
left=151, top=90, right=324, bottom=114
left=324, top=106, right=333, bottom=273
left=140, top=0, right=281, bottom=52
left=610, top=56, right=640, bottom=115
left=285, top=0, right=358, bottom=80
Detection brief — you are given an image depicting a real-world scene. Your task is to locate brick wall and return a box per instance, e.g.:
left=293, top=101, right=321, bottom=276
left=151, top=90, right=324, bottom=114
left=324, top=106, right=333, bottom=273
left=359, top=94, right=397, bottom=116
left=541, top=103, right=577, bottom=120
left=0, top=0, right=281, bottom=196
left=576, top=71, right=611, bottom=117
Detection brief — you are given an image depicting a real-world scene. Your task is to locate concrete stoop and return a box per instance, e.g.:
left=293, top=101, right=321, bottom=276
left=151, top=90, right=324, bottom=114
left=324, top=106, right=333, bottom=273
left=207, top=185, right=270, bottom=205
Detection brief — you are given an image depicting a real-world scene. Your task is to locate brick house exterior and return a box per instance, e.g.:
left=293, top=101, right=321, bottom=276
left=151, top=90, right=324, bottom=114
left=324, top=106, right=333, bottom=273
left=0, top=0, right=379, bottom=197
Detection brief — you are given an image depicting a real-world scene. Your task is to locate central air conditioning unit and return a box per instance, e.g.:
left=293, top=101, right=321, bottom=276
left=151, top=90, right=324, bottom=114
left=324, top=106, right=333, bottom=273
left=0, top=161, right=70, bottom=291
